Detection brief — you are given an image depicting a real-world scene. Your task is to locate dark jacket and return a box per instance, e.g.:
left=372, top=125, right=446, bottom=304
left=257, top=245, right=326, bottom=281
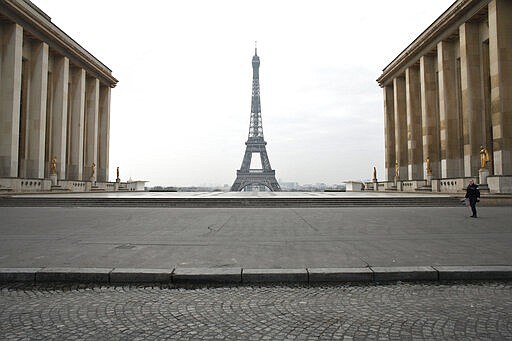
left=465, top=183, right=480, bottom=199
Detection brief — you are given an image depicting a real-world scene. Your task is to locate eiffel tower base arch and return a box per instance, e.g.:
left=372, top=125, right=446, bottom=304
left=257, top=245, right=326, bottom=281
left=230, top=171, right=281, bottom=192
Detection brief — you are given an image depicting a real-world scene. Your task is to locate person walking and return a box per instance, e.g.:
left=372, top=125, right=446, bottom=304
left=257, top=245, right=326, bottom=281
left=465, top=179, right=480, bottom=218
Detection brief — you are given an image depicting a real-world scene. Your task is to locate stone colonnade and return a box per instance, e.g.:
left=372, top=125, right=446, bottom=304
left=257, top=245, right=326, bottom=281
left=378, top=0, right=512, bottom=193
left=0, top=0, right=117, bottom=189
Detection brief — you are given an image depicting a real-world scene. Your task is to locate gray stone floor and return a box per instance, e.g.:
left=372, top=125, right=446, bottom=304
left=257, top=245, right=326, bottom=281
left=1, top=281, right=511, bottom=340
left=0, top=206, right=511, bottom=269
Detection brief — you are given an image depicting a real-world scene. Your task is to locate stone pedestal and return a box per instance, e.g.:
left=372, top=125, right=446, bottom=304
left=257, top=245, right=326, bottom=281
left=50, top=174, right=57, bottom=186
left=51, top=184, right=67, bottom=192
left=478, top=183, right=489, bottom=193
left=426, top=174, right=432, bottom=186
left=394, top=176, right=401, bottom=191
left=431, top=179, right=440, bottom=192
left=479, top=168, right=489, bottom=185
left=487, top=176, right=512, bottom=194
left=114, top=182, right=119, bottom=191
left=344, top=181, right=363, bottom=191
left=373, top=179, right=378, bottom=191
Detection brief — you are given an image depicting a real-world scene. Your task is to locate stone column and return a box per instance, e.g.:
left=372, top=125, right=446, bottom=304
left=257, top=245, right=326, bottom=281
left=393, top=77, right=408, bottom=180
left=98, top=85, right=111, bottom=182
left=383, top=85, right=395, bottom=182
left=51, top=56, right=69, bottom=180
left=0, top=23, right=23, bottom=178
left=67, top=67, right=86, bottom=180
left=25, top=41, right=49, bottom=179
left=460, top=22, right=483, bottom=178
left=84, top=77, right=99, bottom=181
left=437, top=40, right=462, bottom=178
left=406, top=66, right=423, bottom=180
left=420, top=55, right=440, bottom=179
left=489, top=0, right=512, bottom=175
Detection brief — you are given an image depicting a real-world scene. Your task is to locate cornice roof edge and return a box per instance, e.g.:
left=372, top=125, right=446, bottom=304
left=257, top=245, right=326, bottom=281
left=1, top=0, right=118, bottom=87
left=377, top=0, right=488, bottom=87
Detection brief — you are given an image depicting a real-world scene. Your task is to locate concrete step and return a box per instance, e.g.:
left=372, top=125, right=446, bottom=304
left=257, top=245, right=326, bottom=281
left=0, top=196, right=462, bottom=208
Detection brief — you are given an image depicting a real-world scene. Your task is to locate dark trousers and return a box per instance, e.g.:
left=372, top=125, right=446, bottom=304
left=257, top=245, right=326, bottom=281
left=469, top=197, right=477, bottom=216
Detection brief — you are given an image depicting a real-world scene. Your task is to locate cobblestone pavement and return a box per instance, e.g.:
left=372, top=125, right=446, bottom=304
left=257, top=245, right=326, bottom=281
left=1, top=281, right=511, bottom=340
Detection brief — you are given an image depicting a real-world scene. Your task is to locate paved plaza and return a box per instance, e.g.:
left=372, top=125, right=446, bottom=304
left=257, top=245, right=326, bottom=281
left=0, top=204, right=511, bottom=269
left=1, top=194, right=512, bottom=340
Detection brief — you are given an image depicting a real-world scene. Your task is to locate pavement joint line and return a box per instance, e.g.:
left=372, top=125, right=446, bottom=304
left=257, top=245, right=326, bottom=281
left=1, top=266, right=512, bottom=285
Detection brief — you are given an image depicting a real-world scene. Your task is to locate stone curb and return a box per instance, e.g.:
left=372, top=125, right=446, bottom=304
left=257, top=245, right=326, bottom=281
left=110, top=268, right=173, bottom=283
left=0, top=267, right=43, bottom=282
left=35, top=267, right=111, bottom=283
left=173, top=268, right=242, bottom=285
left=243, top=268, right=308, bottom=284
left=0, top=266, right=511, bottom=285
left=372, top=266, right=438, bottom=282
left=433, top=265, right=512, bottom=280
left=308, top=267, right=373, bottom=282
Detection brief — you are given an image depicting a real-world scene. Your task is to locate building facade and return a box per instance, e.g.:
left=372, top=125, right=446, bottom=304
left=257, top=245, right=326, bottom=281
left=377, top=0, right=512, bottom=193
left=0, top=0, right=119, bottom=192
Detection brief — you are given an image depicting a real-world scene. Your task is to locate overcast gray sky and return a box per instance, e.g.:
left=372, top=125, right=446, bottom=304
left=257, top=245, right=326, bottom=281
left=33, top=0, right=453, bottom=187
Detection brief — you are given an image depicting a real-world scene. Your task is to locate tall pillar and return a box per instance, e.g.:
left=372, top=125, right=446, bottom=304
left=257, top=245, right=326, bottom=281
left=0, top=23, right=22, bottom=178
left=98, top=85, right=111, bottom=182
left=50, top=56, right=69, bottom=180
left=437, top=40, right=462, bottom=178
left=420, top=55, right=441, bottom=179
left=26, top=41, right=49, bottom=179
left=489, top=0, right=512, bottom=175
left=393, top=77, right=408, bottom=180
left=84, top=77, right=99, bottom=181
left=460, top=22, right=483, bottom=177
left=67, top=67, right=86, bottom=180
left=406, top=66, right=423, bottom=180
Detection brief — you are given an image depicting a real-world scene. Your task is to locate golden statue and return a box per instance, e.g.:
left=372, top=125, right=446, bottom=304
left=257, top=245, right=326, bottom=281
left=426, top=157, right=432, bottom=175
left=479, top=145, right=490, bottom=169
left=116, top=167, right=120, bottom=179
left=50, top=158, right=57, bottom=175
left=91, top=162, right=96, bottom=177
left=373, top=166, right=377, bottom=180
left=395, top=161, right=399, bottom=178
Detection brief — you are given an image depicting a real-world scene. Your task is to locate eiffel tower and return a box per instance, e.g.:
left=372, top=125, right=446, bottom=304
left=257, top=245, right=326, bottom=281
left=231, top=46, right=281, bottom=192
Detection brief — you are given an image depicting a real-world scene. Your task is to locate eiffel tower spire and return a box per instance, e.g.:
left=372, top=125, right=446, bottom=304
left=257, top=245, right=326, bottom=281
left=249, top=41, right=263, bottom=140
left=231, top=47, right=281, bottom=192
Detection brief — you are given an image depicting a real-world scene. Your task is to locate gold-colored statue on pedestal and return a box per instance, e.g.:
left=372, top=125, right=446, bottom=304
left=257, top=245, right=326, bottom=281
left=91, top=162, right=96, bottom=177
left=426, top=157, right=432, bottom=175
left=395, top=161, right=400, bottom=179
left=50, top=158, right=57, bottom=175
left=116, top=167, right=120, bottom=179
left=479, top=145, right=490, bottom=169
left=373, top=167, right=377, bottom=180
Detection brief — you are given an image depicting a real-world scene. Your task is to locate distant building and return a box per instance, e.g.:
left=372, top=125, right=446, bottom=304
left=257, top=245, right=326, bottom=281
left=377, top=0, right=511, bottom=193
left=0, top=0, right=119, bottom=192
left=279, top=181, right=299, bottom=191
